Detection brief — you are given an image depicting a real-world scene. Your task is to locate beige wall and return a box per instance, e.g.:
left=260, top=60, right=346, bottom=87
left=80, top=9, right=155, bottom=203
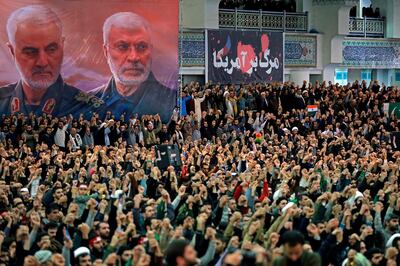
left=181, top=0, right=219, bottom=29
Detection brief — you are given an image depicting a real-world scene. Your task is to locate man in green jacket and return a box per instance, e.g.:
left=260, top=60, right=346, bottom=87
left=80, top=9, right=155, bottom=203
left=142, top=114, right=162, bottom=147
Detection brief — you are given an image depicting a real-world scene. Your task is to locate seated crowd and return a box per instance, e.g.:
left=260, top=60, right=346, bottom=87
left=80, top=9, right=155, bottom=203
left=1, top=79, right=400, bottom=266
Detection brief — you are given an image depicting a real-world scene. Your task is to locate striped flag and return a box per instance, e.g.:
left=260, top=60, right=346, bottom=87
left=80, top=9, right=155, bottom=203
left=307, top=105, right=318, bottom=116
left=216, top=35, right=231, bottom=60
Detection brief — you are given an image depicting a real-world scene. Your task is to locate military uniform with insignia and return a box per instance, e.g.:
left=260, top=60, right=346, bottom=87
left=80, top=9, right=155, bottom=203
left=0, top=76, right=104, bottom=118
left=91, top=72, right=177, bottom=123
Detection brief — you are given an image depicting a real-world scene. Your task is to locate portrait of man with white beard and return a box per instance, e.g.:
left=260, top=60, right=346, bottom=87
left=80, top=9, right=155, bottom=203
left=0, top=5, right=103, bottom=117
left=90, top=12, right=176, bottom=122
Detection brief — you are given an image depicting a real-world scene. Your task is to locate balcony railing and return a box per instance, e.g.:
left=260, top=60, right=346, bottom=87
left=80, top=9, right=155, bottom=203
left=348, top=17, right=385, bottom=38
left=219, top=8, right=308, bottom=32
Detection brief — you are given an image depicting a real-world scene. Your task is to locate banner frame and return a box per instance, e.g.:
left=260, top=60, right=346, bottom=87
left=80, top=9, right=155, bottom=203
left=206, top=28, right=284, bottom=85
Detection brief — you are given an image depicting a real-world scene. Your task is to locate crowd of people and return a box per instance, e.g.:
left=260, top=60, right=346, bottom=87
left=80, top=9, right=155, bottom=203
left=1, top=79, right=400, bottom=266
left=362, top=5, right=381, bottom=18
left=219, top=0, right=296, bottom=13
left=350, top=5, right=381, bottom=18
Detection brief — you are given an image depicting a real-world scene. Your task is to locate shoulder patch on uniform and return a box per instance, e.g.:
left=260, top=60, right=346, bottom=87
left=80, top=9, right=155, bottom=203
left=74, top=91, right=105, bottom=108
left=11, top=97, right=20, bottom=113
left=42, top=98, right=56, bottom=114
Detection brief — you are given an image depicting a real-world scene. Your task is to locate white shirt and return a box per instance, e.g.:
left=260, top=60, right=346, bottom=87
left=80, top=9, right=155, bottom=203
left=54, top=124, right=69, bottom=147
left=104, top=127, right=111, bottom=146
left=175, top=130, right=184, bottom=143
left=70, top=134, right=82, bottom=150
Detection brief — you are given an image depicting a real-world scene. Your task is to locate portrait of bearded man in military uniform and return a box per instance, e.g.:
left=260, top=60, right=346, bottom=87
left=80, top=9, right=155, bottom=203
left=90, top=12, right=176, bottom=123
left=0, top=5, right=103, bottom=117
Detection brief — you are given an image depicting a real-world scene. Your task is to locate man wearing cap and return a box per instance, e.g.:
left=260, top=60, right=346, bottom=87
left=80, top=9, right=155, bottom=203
left=90, top=12, right=176, bottom=122
left=20, top=187, right=30, bottom=199
left=0, top=5, right=103, bottom=118
left=74, top=247, right=91, bottom=266
left=34, top=250, right=52, bottom=265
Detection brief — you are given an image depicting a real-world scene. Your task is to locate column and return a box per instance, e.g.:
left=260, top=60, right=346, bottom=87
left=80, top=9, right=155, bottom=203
left=204, top=0, right=220, bottom=29
left=391, top=0, right=400, bottom=38
left=388, top=69, right=396, bottom=86
left=348, top=69, right=361, bottom=82
left=376, top=69, right=389, bottom=85
left=290, top=70, right=310, bottom=85
left=311, top=0, right=356, bottom=77
left=322, top=64, right=335, bottom=82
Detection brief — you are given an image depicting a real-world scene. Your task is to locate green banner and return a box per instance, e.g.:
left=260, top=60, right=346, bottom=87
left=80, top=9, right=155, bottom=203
left=384, top=103, right=400, bottom=118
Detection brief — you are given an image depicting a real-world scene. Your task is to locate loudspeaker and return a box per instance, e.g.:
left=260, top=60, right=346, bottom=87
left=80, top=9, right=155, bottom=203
left=155, top=144, right=182, bottom=169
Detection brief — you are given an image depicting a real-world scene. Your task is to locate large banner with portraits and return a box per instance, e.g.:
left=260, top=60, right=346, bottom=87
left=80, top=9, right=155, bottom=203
left=0, top=0, right=178, bottom=122
left=207, top=29, right=284, bottom=84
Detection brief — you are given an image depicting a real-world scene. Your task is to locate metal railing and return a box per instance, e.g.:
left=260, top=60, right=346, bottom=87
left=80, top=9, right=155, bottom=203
left=348, top=17, right=385, bottom=38
left=219, top=8, right=308, bottom=32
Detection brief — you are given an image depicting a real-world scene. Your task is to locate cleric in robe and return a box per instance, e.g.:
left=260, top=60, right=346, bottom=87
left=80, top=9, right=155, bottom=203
left=90, top=12, right=176, bottom=122
left=0, top=5, right=103, bottom=117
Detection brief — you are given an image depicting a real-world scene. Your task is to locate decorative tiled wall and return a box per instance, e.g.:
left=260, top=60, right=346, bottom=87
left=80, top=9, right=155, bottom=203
left=284, top=34, right=317, bottom=67
left=179, top=31, right=205, bottom=67
left=342, top=39, right=400, bottom=68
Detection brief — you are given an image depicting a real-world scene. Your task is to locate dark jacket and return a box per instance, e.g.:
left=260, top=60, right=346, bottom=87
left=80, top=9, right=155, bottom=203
left=273, top=252, right=321, bottom=266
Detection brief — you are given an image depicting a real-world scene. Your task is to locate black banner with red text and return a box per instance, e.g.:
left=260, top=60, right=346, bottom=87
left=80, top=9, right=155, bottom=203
left=207, top=30, right=283, bottom=84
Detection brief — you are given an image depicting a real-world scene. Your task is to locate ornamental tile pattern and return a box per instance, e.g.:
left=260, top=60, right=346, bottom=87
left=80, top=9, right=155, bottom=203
left=179, top=31, right=205, bottom=67
left=342, top=39, right=400, bottom=68
left=285, top=35, right=317, bottom=67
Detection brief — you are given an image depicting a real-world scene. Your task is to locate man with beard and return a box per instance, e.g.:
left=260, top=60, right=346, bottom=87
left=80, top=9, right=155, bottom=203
left=88, top=235, right=104, bottom=261
left=273, top=230, right=321, bottom=266
left=39, top=127, right=55, bottom=147
left=53, top=118, right=70, bottom=149
left=90, top=12, right=176, bottom=122
left=142, top=115, right=162, bottom=147
left=165, top=239, right=198, bottom=266
left=74, top=247, right=92, bottom=266
left=0, top=5, right=103, bottom=117
left=132, top=194, right=157, bottom=234
left=69, top=127, right=82, bottom=151
left=21, top=124, right=36, bottom=149
left=95, top=222, right=111, bottom=246
left=374, top=202, right=400, bottom=245
left=158, top=124, right=171, bottom=144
